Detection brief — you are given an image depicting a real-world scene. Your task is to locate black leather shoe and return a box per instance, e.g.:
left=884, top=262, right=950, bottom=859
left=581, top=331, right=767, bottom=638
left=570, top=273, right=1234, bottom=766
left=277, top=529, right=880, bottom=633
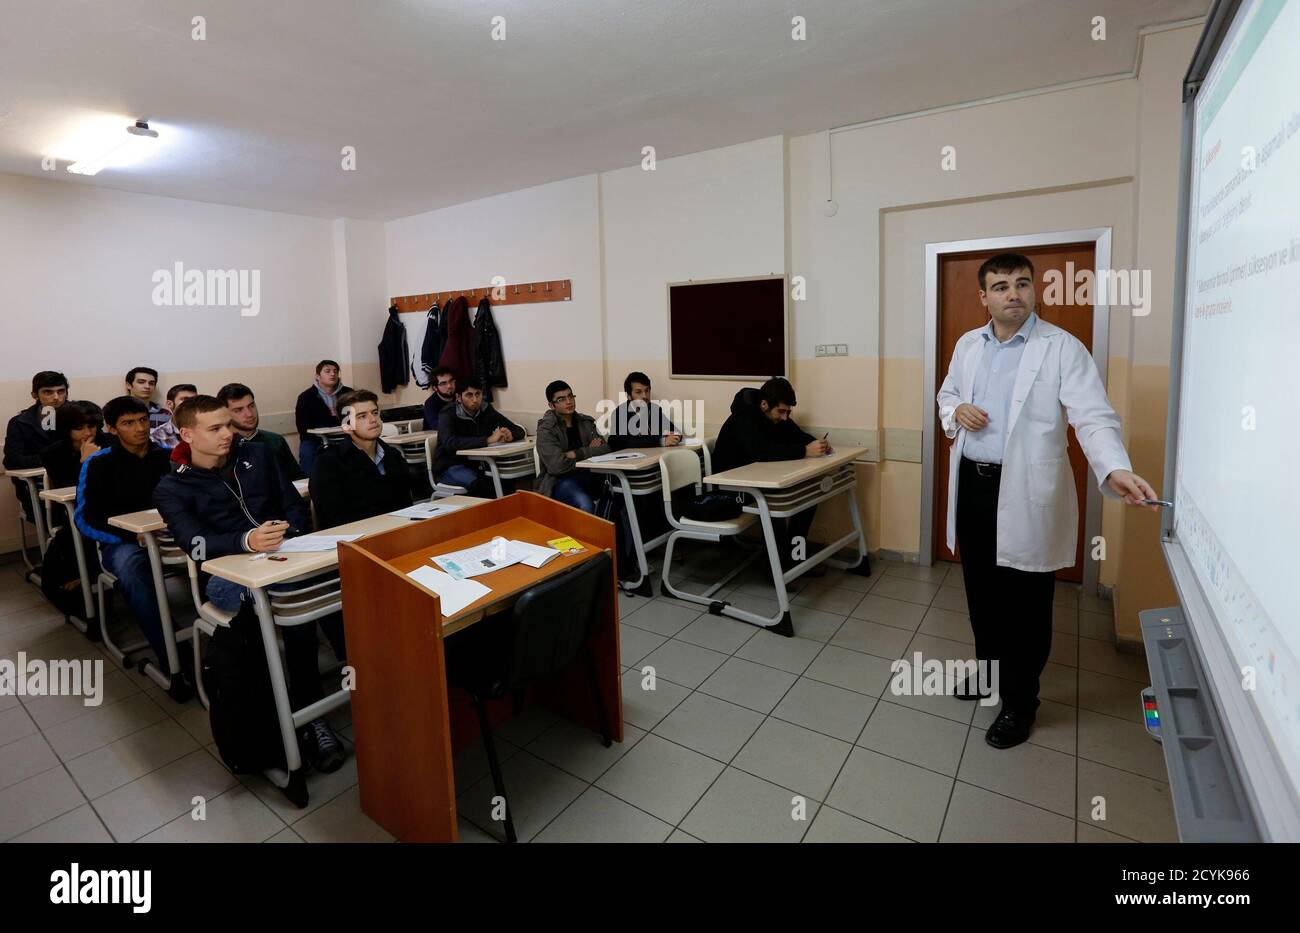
left=953, top=676, right=991, bottom=701
left=985, top=707, right=1036, bottom=748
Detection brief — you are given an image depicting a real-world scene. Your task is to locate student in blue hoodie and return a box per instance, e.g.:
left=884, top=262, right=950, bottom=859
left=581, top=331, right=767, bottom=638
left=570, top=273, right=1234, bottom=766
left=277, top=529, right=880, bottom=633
left=153, top=395, right=346, bottom=772
left=75, top=397, right=181, bottom=695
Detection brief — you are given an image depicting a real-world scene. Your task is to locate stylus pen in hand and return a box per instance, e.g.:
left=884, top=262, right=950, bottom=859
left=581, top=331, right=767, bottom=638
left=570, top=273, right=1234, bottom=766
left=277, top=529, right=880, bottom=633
left=1140, top=499, right=1173, bottom=508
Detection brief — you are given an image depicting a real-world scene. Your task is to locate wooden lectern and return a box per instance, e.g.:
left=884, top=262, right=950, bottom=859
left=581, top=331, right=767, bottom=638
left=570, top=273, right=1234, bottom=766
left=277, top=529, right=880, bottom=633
left=337, top=492, right=624, bottom=842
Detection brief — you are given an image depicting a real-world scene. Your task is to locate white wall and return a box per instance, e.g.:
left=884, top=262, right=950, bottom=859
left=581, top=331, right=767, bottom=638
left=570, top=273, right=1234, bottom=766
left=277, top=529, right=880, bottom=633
left=601, top=136, right=786, bottom=361
left=0, top=172, right=338, bottom=381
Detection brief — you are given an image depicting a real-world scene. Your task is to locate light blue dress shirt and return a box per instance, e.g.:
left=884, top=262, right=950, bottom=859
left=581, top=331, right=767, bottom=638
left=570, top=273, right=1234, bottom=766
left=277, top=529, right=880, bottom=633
left=962, top=313, right=1037, bottom=464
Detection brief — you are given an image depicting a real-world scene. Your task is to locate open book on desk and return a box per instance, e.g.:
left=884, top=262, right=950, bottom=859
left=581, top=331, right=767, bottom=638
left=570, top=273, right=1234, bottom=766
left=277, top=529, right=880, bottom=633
left=431, top=538, right=562, bottom=579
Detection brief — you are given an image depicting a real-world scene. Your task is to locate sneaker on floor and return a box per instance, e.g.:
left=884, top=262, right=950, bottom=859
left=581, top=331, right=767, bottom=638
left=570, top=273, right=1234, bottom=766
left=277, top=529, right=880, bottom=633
left=298, top=718, right=347, bottom=773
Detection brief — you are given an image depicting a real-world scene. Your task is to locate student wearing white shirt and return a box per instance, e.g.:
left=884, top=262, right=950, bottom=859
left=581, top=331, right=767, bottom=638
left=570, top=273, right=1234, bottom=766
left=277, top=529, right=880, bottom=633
left=937, top=252, right=1157, bottom=749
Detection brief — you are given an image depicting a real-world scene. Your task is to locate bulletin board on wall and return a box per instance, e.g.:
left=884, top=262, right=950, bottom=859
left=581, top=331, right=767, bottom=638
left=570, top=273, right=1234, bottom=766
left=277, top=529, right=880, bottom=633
left=667, top=275, right=787, bottom=380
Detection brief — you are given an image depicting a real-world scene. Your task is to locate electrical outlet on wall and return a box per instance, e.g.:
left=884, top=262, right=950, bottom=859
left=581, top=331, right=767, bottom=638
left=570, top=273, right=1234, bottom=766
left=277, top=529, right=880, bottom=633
left=815, top=344, right=828, bottom=357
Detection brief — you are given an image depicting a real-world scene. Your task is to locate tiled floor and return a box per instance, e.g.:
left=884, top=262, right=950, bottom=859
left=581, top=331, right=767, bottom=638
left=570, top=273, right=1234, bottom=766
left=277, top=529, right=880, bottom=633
left=0, top=547, right=1177, bottom=843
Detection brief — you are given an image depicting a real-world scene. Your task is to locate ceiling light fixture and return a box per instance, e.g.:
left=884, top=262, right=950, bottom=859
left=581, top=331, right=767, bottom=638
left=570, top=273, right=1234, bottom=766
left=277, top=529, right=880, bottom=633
left=66, top=120, right=159, bottom=175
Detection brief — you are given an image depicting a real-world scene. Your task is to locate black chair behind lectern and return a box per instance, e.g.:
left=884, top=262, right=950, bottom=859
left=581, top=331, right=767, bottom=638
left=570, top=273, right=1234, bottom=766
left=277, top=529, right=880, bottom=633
left=444, top=551, right=613, bottom=843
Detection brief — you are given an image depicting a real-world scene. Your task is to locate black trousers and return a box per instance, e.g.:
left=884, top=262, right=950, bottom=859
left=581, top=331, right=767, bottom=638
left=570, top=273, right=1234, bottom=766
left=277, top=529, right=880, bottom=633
left=774, top=506, right=818, bottom=571
left=955, top=458, right=1055, bottom=713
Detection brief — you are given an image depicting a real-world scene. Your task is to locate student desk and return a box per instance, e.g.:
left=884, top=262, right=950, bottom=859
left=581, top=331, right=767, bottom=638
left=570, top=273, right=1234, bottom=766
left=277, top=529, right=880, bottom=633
left=460, top=438, right=537, bottom=498
left=704, top=446, right=871, bottom=636
left=202, top=495, right=487, bottom=805
left=38, top=486, right=96, bottom=630
left=336, top=491, right=623, bottom=842
left=6, top=466, right=49, bottom=574
left=575, top=441, right=710, bottom=595
left=102, top=479, right=312, bottom=684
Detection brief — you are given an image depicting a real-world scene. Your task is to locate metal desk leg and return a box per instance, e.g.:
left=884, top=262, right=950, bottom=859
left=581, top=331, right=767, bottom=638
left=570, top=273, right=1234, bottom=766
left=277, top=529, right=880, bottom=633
left=138, top=532, right=188, bottom=695
left=20, top=476, right=50, bottom=558
left=251, top=587, right=309, bottom=808
left=610, top=472, right=654, bottom=596
left=58, top=500, right=95, bottom=635
left=485, top=459, right=504, bottom=499
left=825, top=484, right=871, bottom=575
left=750, top=492, right=796, bottom=636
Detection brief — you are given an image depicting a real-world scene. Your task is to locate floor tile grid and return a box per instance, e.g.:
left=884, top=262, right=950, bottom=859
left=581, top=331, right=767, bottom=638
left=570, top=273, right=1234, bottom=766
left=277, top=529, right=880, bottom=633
left=0, top=560, right=349, bottom=842
left=2, top=555, right=1164, bottom=843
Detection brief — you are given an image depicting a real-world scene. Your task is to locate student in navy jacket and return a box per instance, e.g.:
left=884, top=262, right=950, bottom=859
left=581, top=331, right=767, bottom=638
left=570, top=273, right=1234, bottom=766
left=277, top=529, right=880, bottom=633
left=154, top=395, right=346, bottom=772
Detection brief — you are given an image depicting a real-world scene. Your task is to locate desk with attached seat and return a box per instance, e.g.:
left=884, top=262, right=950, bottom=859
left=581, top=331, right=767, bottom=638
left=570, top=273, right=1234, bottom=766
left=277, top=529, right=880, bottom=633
left=702, top=446, right=871, bottom=636
left=460, top=438, right=537, bottom=498
left=575, top=441, right=709, bottom=595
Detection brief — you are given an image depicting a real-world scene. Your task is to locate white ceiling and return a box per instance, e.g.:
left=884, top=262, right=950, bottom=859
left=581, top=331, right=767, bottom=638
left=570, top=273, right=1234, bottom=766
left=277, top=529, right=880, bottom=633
left=0, top=0, right=1208, bottom=220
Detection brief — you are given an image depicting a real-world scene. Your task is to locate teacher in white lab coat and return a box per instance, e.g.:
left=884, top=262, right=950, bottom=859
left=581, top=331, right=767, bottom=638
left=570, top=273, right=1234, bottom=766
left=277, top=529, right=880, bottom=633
left=936, top=252, right=1157, bottom=749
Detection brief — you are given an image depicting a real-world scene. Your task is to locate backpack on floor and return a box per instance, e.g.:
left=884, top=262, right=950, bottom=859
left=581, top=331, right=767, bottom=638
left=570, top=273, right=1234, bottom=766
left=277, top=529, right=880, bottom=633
left=40, top=525, right=98, bottom=621
left=202, top=600, right=288, bottom=774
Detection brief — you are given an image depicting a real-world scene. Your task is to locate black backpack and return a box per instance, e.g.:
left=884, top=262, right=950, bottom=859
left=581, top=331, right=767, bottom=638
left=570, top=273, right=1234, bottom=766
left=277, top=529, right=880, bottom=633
left=202, top=600, right=288, bottom=774
left=683, top=491, right=744, bottom=523
left=40, top=525, right=98, bottom=621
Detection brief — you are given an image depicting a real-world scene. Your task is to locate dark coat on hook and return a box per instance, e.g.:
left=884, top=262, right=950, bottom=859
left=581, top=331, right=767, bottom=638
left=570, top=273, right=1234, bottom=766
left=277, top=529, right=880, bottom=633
left=472, top=298, right=508, bottom=402
left=437, top=295, right=475, bottom=385
left=378, top=305, right=410, bottom=394
left=414, top=301, right=443, bottom=389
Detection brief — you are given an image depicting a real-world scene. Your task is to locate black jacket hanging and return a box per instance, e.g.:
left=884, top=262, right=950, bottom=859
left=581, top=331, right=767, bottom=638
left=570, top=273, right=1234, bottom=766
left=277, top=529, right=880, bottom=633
left=413, top=302, right=442, bottom=389
left=472, top=298, right=507, bottom=402
left=378, top=305, right=410, bottom=394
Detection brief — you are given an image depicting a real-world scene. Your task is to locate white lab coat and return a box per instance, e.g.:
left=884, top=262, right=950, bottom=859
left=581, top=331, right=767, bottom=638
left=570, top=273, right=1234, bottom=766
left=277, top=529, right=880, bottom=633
left=936, top=317, right=1132, bottom=572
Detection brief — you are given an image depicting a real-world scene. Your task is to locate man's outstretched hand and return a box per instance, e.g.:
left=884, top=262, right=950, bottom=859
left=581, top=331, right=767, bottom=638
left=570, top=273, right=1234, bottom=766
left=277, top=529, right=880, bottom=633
left=1107, top=470, right=1159, bottom=511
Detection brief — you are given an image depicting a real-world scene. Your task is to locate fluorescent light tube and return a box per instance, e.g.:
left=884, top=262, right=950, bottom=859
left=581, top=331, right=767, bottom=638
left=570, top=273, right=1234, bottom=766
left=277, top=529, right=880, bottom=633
left=67, top=121, right=159, bottom=175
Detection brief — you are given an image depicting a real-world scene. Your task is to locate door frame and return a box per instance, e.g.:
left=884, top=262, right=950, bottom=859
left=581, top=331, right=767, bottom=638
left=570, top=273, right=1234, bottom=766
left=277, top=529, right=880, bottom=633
left=919, top=227, right=1113, bottom=594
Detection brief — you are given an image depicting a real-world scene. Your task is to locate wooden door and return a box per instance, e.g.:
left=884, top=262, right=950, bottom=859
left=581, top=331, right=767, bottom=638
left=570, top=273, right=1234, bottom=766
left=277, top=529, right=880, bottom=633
left=933, top=242, right=1096, bottom=582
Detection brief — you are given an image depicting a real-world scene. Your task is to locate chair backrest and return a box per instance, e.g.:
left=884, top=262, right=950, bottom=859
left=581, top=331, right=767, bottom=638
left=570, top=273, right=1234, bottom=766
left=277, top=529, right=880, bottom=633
left=502, top=552, right=611, bottom=691
left=703, top=437, right=716, bottom=475
left=658, top=448, right=701, bottom=502
left=532, top=446, right=541, bottom=477
left=380, top=422, right=400, bottom=437
left=424, top=435, right=437, bottom=489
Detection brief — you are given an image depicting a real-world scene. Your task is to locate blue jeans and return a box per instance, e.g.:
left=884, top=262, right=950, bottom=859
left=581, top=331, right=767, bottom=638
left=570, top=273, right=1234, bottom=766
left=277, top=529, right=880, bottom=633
left=552, top=472, right=602, bottom=513
left=439, top=462, right=512, bottom=499
left=298, top=436, right=323, bottom=476
left=206, top=573, right=346, bottom=710
left=101, top=541, right=170, bottom=675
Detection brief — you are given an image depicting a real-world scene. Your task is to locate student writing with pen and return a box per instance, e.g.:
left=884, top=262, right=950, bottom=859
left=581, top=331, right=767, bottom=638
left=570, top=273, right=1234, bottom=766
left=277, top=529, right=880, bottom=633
left=712, top=377, right=829, bottom=577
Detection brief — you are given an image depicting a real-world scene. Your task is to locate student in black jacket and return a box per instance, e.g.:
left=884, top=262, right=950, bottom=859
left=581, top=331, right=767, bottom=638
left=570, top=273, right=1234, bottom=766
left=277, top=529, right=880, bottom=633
left=74, top=397, right=180, bottom=691
left=294, top=359, right=352, bottom=477
left=154, top=395, right=346, bottom=772
left=608, top=371, right=684, bottom=450
left=4, top=370, right=69, bottom=520
left=310, top=389, right=412, bottom=528
left=712, top=378, right=831, bottom=574
left=431, top=378, right=525, bottom=498
left=422, top=366, right=458, bottom=430
left=218, top=382, right=304, bottom=481
left=41, top=401, right=103, bottom=492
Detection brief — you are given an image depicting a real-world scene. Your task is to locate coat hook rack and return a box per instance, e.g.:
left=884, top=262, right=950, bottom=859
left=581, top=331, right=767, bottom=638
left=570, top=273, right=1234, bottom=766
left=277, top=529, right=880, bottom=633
left=391, top=278, right=572, bottom=312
